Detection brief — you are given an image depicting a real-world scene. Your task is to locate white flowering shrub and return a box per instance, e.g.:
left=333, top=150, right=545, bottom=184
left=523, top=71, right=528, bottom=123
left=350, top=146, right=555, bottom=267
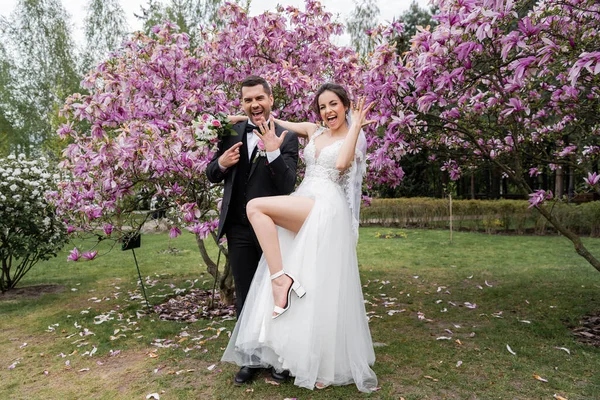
left=0, top=154, right=68, bottom=291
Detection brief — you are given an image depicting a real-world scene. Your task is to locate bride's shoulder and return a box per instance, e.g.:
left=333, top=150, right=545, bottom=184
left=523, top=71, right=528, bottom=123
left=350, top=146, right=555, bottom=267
left=307, top=125, right=327, bottom=141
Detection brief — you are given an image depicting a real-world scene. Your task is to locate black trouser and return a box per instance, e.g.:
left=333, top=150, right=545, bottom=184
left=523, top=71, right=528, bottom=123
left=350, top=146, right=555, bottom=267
left=225, top=222, right=262, bottom=316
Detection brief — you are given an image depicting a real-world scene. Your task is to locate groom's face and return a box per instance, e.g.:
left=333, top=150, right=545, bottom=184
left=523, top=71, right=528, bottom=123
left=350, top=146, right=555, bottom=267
left=241, top=84, right=274, bottom=125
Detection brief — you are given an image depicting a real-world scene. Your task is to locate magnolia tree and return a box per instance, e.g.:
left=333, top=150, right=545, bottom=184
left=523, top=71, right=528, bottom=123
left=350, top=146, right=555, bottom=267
left=364, top=0, right=600, bottom=270
left=52, top=0, right=404, bottom=304
left=0, top=154, right=68, bottom=291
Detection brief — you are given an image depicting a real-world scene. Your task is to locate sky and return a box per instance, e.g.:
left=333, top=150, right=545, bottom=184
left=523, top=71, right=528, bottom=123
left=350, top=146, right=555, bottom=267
left=0, top=0, right=431, bottom=46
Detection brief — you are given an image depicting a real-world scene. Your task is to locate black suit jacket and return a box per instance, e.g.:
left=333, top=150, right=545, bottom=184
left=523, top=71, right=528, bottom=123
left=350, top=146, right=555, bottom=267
left=206, top=121, right=299, bottom=239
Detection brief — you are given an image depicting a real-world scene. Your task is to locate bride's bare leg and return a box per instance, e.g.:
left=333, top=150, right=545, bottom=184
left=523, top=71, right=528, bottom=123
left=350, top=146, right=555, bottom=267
left=246, top=196, right=314, bottom=315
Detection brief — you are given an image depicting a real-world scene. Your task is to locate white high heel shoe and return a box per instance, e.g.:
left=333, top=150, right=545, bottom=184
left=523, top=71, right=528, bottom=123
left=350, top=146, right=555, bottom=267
left=270, top=270, right=306, bottom=319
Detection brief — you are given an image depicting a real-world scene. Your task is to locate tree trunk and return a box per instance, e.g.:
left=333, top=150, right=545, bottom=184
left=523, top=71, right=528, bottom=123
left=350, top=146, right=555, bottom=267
left=555, top=166, right=564, bottom=200
left=194, top=234, right=235, bottom=306
left=568, top=166, right=575, bottom=203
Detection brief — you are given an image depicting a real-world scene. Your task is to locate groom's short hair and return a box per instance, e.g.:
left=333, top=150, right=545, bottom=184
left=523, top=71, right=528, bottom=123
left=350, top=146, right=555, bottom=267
left=241, top=75, right=272, bottom=96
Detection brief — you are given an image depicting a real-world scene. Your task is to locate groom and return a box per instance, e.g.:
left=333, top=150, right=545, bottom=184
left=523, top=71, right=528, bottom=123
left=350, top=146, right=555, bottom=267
left=206, top=75, right=298, bottom=384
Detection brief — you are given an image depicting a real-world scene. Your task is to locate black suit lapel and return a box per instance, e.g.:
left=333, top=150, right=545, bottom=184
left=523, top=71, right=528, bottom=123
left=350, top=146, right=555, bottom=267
left=248, top=145, right=260, bottom=180
left=229, top=123, right=245, bottom=183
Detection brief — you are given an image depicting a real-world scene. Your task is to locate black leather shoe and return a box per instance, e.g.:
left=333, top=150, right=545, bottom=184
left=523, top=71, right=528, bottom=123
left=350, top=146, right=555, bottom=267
left=234, top=366, right=260, bottom=385
left=271, top=368, right=290, bottom=382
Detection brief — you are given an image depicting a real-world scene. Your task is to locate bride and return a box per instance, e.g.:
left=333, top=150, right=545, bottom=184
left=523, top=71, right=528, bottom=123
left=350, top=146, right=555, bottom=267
left=221, top=83, right=378, bottom=392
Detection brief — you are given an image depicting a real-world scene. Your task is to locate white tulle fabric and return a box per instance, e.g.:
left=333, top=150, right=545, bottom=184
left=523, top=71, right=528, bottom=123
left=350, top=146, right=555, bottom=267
left=221, top=126, right=377, bottom=393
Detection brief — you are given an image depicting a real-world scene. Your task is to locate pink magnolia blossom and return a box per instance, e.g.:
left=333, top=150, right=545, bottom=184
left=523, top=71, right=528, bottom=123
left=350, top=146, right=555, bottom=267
left=67, top=247, right=81, bottom=262
left=103, top=224, right=113, bottom=236
left=169, top=227, right=182, bottom=239
left=528, top=190, right=553, bottom=209
left=584, top=172, right=600, bottom=186
left=529, top=168, right=541, bottom=177
left=82, top=251, right=98, bottom=260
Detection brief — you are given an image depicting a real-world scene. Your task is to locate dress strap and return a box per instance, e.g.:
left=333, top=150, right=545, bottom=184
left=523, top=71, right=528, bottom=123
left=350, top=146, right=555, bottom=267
left=310, top=125, right=326, bottom=142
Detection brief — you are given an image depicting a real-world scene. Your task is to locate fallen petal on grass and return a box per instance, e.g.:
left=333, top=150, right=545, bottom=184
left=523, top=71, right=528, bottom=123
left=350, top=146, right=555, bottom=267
left=533, top=374, right=548, bottom=382
left=456, top=360, right=463, bottom=367
left=146, top=394, right=160, bottom=400
left=8, top=361, right=20, bottom=370
left=553, top=394, right=568, bottom=400
left=554, top=347, right=571, bottom=355
left=265, top=378, right=280, bottom=386
left=423, top=375, right=438, bottom=382
left=506, top=344, right=516, bottom=355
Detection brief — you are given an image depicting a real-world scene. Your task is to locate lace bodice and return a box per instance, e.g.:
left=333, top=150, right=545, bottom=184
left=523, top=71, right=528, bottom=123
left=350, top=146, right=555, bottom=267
left=303, top=127, right=347, bottom=184
left=302, top=127, right=367, bottom=240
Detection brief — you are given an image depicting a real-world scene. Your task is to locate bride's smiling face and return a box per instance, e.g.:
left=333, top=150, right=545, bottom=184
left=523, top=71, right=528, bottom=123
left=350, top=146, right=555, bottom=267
left=318, top=90, right=348, bottom=131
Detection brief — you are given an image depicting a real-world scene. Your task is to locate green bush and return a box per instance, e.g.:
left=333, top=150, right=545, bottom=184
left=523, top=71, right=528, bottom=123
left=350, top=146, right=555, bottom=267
left=360, top=198, right=600, bottom=236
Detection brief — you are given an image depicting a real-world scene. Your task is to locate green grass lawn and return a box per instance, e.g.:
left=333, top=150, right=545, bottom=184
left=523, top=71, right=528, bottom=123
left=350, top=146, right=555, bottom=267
left=1, top=228, right=599, bottom=399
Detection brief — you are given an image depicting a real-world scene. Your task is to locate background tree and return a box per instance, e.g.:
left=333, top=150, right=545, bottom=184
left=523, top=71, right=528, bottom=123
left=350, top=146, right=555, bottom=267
left=134, top=0, right=241, bottom=48
left=363, top=0, right=600, bottom=270
left=393, top=0, right=437, bottom=54
left=0, top=0, right=80, bottom=156
left=81, top=0, right=129, bottom=75
left=347, top=0, right=380, bottom=57
left=0, top=42, right=17, bottom=157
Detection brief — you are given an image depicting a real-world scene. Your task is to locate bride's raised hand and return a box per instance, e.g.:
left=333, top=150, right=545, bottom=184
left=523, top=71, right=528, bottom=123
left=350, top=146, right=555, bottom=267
left=350, top=96, right=376, bottom=128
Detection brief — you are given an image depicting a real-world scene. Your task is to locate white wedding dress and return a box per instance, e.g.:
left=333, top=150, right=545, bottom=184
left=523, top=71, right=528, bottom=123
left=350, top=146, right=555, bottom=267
left=221, top=127, right=378, bottom=392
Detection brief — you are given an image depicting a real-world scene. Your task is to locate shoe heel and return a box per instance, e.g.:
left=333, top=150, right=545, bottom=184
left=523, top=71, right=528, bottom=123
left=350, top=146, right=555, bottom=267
left=292, top=282, right=306, bottom=298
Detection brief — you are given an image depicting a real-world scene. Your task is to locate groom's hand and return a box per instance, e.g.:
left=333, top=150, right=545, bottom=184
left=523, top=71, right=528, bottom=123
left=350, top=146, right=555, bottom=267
left=254, top=120, right=287, bottom=152
left=219, top=142, right=243, bottom=168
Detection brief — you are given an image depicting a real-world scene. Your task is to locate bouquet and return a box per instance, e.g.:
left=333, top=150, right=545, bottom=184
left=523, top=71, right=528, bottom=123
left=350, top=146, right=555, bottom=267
left=192, top=112, right=236, bottom=151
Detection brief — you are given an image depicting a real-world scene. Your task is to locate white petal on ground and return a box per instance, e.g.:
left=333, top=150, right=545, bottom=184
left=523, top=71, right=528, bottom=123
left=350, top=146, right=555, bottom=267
left=506, top=344, right=517, bottom=355
left=456, top=360, right=463, bottom=367
left=554, top=347, right=571, bottom=355
left=146, top=394, right=160, bottom=400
